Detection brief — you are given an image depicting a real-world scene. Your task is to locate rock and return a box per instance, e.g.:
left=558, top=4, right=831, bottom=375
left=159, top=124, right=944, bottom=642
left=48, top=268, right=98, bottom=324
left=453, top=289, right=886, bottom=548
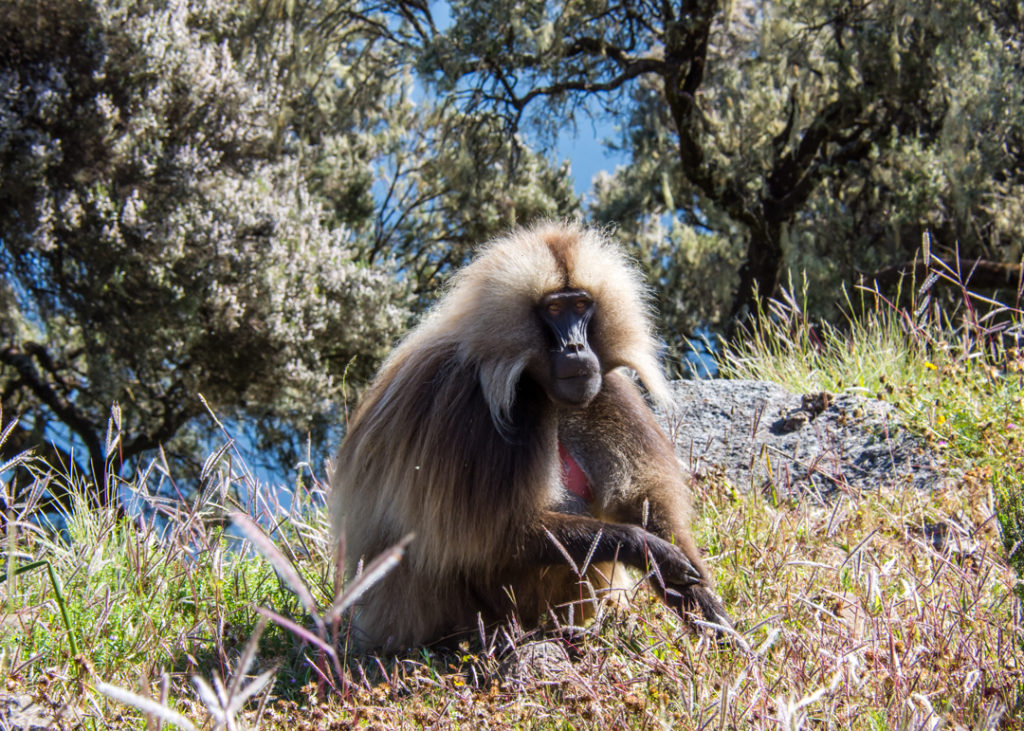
left=498, top=639, right=574, bottom=685
left=658, top=380, right=947, bottom=497
left=0, top=692, right=84, bottom=730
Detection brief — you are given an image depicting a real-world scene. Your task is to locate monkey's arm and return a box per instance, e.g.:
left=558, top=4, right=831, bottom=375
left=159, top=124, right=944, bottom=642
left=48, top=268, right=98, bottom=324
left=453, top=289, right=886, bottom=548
left=560, top=373, right=733, bottom=628
left=526, top=511, right=703, bottom=590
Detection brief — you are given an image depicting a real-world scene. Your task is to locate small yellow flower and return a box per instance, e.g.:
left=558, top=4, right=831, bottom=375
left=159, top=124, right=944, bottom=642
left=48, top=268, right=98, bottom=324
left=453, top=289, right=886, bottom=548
left=925, top=362, right=937, bottom=370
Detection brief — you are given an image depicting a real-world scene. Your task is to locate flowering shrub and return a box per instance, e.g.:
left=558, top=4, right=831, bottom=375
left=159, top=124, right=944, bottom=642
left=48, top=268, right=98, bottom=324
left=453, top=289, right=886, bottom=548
left=0, top=0, right=409, bottom=486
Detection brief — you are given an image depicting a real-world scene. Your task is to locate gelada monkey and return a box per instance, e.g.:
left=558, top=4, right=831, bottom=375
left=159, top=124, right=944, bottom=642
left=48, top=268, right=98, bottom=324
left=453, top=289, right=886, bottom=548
left=332, top=222, right=729, bottom=650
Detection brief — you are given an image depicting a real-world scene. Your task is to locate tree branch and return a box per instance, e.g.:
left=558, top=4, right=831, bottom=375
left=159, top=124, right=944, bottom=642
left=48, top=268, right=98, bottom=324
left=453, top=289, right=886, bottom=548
left=0, top=343, right=106, bottom=499
left=510, top=57, right=665, bottom=111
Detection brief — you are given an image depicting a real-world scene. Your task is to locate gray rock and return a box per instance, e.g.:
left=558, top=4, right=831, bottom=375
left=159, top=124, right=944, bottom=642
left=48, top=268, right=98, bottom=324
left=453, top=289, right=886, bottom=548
left=0, top=692, right=84, bottom=730
left=658, top=380, right=947, bottom=498
left=498, top=638, right=575, bottom=686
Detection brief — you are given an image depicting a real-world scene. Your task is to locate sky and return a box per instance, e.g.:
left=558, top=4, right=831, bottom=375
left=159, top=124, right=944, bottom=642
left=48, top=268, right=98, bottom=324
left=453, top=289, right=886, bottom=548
left=558, top=121, right=628, bottom=200
left=427, top=0, right=627, bottom=200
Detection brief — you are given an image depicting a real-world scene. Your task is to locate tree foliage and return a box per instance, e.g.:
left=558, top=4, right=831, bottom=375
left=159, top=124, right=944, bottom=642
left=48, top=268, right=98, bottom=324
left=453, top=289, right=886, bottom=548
left=0, top=0, right=414, bottom=494
left=418, top=0, right=1024, bottom=340
left=0, top=0, right=578, bottom=496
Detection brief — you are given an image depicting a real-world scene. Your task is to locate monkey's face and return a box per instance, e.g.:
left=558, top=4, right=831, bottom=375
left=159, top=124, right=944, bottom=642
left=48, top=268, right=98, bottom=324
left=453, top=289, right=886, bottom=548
left=534, top=289, right=602, bottom=407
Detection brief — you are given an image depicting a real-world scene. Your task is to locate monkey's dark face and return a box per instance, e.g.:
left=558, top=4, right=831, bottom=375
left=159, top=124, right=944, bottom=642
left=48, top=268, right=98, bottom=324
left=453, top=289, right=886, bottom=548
left=535, top=289, right=602, bottom=407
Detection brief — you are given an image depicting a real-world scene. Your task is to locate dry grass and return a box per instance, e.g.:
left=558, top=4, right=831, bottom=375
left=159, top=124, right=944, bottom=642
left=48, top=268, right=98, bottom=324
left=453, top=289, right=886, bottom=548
left=252, top=474, right=1019, bottom=730
left=2, top=424, right=1020, bottom=729
left=1, top=261, right=1023, bottom=728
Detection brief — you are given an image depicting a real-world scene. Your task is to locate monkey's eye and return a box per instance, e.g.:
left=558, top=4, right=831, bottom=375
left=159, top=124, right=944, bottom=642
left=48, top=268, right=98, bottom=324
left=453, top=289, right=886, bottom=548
left=547, top=302, right=563, bottom=317
left=573, top=299, right=589, bottom=314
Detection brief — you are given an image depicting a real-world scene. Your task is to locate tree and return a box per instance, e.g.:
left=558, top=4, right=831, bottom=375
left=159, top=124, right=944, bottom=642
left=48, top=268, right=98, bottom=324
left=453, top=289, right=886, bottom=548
left=354, top=94, right=581, bottom=308
left=416, top=0, right=1024, bottom=336
left=243, top=1, right=578, bottom=300
left=0, top=0, right=411, bottom=499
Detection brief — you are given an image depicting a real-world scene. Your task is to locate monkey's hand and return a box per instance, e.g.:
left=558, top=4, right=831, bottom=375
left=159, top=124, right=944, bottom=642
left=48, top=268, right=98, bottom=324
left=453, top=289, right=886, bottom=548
left=658, top=578, right=734, bottom=640
left=532, top=513, right=735, bottom=639
left=631, top=528, right=734, bottom=637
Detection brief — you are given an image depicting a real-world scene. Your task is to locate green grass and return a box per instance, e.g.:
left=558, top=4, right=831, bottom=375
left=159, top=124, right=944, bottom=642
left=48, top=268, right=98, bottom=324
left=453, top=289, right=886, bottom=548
left=720, top=270, right=1024, bottom=586
left=0, top=440, right=332, bottom=729
left=1, top=268, right=1022, bottom=728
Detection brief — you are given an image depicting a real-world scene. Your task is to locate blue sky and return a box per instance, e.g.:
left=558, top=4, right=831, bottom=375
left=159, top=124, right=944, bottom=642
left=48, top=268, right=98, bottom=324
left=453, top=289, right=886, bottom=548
left=556, top=116, right=628, bottom=199
left=428, top=0, right=627, bottom=199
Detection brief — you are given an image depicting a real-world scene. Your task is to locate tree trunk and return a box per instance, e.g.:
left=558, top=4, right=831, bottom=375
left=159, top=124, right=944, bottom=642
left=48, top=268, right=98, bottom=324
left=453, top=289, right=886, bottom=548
left=727, top=218, right=784, bottom=336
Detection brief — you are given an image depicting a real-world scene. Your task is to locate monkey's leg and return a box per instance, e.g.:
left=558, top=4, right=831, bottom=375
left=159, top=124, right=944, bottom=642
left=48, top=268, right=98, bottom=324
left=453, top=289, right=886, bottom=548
left=562, top=375, right=733, bottom=630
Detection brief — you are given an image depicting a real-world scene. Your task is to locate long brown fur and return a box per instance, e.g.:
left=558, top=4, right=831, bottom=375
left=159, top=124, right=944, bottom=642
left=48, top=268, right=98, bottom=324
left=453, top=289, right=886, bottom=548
left=331, top=222, right=728, bottom=651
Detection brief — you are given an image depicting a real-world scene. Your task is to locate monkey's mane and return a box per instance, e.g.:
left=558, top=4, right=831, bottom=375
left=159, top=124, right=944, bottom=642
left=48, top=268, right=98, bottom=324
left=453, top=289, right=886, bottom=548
left=395, top=221, right=667, bottom=422
left=334, top=222, right=669, bottom=577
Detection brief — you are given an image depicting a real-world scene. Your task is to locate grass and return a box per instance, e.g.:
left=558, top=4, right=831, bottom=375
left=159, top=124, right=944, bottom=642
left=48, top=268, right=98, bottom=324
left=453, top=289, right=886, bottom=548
left=720, top=265, right=1024, bottom=587
left=1, top=264, right=1022, bottom=729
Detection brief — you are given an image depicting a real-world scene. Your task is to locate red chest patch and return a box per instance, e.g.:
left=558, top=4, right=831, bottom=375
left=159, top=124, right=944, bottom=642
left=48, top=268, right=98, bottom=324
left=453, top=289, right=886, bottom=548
left=558, top=443, right=594, bottom=503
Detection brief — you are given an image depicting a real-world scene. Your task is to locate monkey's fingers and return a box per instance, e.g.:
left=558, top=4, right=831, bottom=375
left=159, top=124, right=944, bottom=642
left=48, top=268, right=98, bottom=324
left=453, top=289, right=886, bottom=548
left=662, top=583, right=736, bottom=644
left=642, top=535, right=704, bottom=588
